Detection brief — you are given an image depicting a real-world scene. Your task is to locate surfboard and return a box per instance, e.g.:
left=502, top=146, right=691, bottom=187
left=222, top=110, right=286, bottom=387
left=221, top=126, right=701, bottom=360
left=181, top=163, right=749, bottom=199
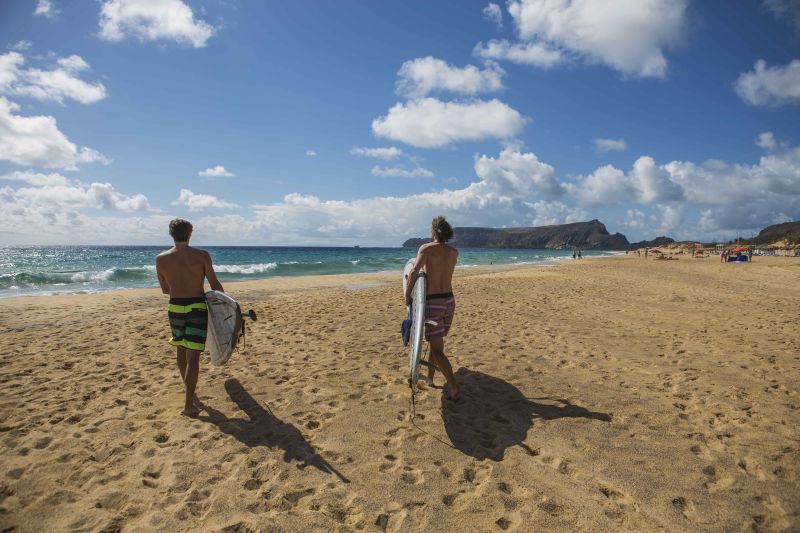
left=403, top=258, right=426, bottom=386
left=205, top=291, right=257, bottom=366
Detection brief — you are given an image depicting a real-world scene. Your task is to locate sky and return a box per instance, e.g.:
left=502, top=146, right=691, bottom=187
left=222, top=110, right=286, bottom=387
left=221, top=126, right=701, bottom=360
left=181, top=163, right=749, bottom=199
left=0, top=0, right=799, bottom=246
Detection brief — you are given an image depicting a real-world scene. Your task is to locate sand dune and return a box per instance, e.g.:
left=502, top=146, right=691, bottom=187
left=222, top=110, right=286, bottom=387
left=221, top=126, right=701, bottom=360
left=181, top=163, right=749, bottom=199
left=0, top=257, right=798, bottom=531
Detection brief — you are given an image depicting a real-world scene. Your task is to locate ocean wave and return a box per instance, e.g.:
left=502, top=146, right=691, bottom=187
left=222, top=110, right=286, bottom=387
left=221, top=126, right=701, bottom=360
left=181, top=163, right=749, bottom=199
left=214, top=262, right=278, bottom=274
left=0, top=266, right=155, bottom=288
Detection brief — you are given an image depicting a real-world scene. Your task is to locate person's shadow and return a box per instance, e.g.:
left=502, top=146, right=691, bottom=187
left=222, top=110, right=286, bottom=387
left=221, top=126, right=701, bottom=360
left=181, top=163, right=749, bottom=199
left=440, top=369, right=611, bottom=461
left=199, top=378, right=349, bottom=483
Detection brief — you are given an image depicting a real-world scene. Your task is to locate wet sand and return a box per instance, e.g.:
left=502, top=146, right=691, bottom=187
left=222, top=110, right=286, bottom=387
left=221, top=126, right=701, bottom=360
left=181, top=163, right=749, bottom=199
left=0, top=256, right=798, bottom=532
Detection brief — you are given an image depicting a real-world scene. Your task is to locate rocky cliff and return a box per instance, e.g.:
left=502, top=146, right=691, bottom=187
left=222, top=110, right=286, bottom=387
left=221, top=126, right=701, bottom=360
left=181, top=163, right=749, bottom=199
left=402, top=220, right=631, bottom=250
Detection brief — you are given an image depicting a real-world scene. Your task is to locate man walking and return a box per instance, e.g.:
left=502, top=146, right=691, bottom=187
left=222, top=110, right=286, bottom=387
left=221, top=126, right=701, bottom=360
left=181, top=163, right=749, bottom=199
left=156, top=219, right=224, bottom=417
left=405, top=216, right=460, bottom=400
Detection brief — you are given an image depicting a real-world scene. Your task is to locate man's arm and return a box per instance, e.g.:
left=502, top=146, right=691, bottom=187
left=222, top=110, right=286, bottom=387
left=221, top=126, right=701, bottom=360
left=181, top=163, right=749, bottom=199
left=405, top=246, right=427, bottom=305
left=155, top=258, right=170, bottom=295
left=203, top=251, right=224, bottom=292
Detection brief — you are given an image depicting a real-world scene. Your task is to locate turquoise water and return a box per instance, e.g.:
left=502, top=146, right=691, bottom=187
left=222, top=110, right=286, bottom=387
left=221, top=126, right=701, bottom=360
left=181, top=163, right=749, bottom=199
left=0, top=246, right=616, bottom=298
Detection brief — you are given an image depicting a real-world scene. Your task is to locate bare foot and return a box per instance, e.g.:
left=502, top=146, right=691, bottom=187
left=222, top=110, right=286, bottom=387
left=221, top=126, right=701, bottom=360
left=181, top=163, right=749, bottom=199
left=444, top=385, right=460, bottom=402
left=193, top=395, right=205, bottom=411
left=182, top=405, right=201, bottom=417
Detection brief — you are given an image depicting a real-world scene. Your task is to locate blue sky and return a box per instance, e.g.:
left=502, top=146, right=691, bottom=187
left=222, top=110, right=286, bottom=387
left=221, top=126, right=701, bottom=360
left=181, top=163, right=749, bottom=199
left=1, top=0, right=799, bottom=245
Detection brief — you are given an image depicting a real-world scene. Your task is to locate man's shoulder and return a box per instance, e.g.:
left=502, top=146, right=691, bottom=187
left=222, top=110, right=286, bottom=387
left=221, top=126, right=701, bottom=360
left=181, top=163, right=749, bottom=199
left=156, top=248, right=176, bottom=260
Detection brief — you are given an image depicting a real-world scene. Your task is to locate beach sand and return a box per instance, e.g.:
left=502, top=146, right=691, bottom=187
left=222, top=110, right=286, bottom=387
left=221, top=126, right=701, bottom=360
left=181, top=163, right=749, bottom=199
left=1, top=256, right=798, bottom=532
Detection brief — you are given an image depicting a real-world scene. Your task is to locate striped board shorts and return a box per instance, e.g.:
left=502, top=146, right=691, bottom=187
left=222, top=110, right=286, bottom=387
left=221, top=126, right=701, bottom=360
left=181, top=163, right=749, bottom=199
left=167, top=297, right=208, bottom=351
left=425, top=292, right=456, bottom=340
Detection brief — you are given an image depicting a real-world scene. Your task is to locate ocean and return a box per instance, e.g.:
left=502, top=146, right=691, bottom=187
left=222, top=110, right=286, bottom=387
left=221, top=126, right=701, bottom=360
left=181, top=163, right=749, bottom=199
left=0, top=246, right=617, bottom=298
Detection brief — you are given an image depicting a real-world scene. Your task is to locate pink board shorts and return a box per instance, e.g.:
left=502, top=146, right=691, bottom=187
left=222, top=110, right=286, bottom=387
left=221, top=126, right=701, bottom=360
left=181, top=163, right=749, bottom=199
left=425, top=292, right=455, bottom=340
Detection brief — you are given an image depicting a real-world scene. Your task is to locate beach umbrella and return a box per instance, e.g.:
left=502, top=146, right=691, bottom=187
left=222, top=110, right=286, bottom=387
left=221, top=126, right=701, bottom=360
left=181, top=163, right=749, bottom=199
left=730, top=246, right=748, bottom=253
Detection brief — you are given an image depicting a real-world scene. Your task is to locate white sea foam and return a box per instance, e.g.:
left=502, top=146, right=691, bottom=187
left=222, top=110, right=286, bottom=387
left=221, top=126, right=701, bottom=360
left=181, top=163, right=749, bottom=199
left=214, top=262, right=278, bottom=274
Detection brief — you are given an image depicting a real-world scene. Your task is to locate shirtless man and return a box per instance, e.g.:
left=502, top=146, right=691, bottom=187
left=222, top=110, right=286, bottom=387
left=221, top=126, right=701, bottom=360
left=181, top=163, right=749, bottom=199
left=156, top=219, right=224, bottom=417
left=405, top=216, right=460, bottom=400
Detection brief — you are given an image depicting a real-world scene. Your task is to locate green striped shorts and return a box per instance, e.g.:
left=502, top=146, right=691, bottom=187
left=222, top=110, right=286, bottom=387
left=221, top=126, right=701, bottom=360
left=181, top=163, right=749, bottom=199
left=168, top=297, right=208, bottom=351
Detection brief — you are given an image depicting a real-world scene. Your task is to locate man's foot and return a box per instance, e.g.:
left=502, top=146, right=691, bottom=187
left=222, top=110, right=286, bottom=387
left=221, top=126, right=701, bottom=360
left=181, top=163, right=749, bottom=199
left=193, top=394, right=205, bottom=411
left=182, top=405, right=201, bottom=417
left=444, top=384, right=460, bottom=402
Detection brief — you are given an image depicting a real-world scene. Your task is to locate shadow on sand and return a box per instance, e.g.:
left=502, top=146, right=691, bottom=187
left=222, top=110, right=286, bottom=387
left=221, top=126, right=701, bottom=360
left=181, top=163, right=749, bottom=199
left=440, top=368, right=611, bottom=461
left=200, top=378, right=349, bottom=483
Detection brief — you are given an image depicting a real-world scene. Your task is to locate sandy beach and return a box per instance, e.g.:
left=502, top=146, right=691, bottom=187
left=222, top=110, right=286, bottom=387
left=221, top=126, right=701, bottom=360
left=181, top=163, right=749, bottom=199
left=0, top=256, right=798, bottom=532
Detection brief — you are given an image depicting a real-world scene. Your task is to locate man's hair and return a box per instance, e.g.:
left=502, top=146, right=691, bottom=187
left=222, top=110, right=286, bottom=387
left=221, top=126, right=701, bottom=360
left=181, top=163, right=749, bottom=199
left=169, top=219, right=193, bottom=242
left=431, top=216, right=453, bottom=243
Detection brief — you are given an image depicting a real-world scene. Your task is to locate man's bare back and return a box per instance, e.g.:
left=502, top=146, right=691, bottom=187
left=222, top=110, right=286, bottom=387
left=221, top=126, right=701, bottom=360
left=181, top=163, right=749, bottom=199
left=416, top=241, right=458, bottom=295
left=156, top=245, right=222, bottom=297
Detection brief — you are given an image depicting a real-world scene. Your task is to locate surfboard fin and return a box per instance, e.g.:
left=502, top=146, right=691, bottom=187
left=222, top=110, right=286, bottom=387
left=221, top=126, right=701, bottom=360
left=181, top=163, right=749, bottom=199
left=425, top=320, right=438, bottom=326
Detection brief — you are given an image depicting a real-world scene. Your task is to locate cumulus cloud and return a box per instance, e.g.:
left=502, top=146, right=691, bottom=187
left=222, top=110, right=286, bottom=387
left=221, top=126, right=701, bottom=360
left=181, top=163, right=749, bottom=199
left=99, top=0, right=215, bottom=48
left=173, top=188, right=238, bottom=211
left=483, top=3, right=503, bottom=28
left=473, top=40, right=564, bottom=68
left=0, top=173, right=150, bottom=216
left=350, top=146, right=404, bottom=160
left=0, top=97, right=110, bottom=169
left=527, top=200, right=587, bottom=226
left=34, top=0, right=58, bottom=19
left=734, top=59, right=800, bottom=107
left=372, top=98, right=525, bottom=148
left=762, top=0, right=800, bottom=32
left=502, top=0, right=687, bottom=77
left=594, top=138, right=627, bottom=152
left=0, top=52, right=107, bottom=105
left=198, top=165, right=234, bottom=177
left=370, top=165, right=433, bottom=178
left=12, top=41, right=32, bottom=52
left=474, top=146, right=562, bottom=197
left=395, top=57, right=505, bottom=98
left=305, top=149, right=317, bottom=157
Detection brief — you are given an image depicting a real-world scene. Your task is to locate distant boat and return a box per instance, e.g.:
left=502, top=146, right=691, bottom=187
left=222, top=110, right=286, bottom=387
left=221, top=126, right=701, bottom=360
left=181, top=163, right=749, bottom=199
left=354, top=245, right=360, bottom=249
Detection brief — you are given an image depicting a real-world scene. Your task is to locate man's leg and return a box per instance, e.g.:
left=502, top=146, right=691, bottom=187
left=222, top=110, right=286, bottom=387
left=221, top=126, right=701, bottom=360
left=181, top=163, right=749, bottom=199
left=428, top=337, right=459, bottom=400
left=176, top=346, right=187, bottom=380
left=426, top=351, right=436, bottom=381
left=182, top=349, right=201, bottom=416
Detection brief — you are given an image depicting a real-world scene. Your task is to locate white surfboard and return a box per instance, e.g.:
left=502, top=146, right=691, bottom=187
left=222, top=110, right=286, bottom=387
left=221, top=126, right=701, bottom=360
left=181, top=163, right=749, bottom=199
left=205, top=291, right=256, bottom=366
left=403, top=258, right=427, bottom=386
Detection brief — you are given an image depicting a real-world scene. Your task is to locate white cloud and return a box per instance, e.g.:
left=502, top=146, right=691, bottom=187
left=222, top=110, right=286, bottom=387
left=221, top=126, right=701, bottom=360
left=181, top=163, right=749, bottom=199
left=305, top=149, right=317, bottom=157
left=594, top=138, right=627, bottom=152
left=99, top=0, right=215, bottom=48
left=757, top=132, right=775, bottom=150
left=0, top=52, right=107, bottom=105
left=34, top=0, right=59, bottom=19
left=173, top=188, right=238, bottom=211
left=198, top=165, right=234, bottom=177
left=474, top=146, right=562, bottom=196
left=370, top=165, right=433, bottom=178
left=474, top=40, right=564, bottom=68
left=0, top=97, right=109, bottom=169
left=11, top=41, right=32, bottom=52
left=372, top=98, right=525, bottom=148
left=395, top=56, right=505, bottom=98
left=527, top=200, right=587, bottom=226
left=0, top=176, right=149, bottom=214
left=350, top=146, right=404, bottom=160
left=762, top=0, right=800, bottom=32
left=504, top=0, right=687, bottom=77
left=734, top=59, right=800, bottom=107
left=0, top=170, right=70, bottom=187
left=483, top=3, right=503, bottom=28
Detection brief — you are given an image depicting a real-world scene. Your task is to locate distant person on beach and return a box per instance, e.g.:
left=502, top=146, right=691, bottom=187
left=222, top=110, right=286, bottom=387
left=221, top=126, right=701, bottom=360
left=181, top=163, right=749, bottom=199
left=578, top=250, right=582, bottom=259
left=645, top=249, right=648, bottom=259
left=156, top=219, right=224, bottom=417
left=573, top=251, right=576, bottom=259
left=405, top=216, right=460, bottom=400
left=748, top=248, right=753, bottom=262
